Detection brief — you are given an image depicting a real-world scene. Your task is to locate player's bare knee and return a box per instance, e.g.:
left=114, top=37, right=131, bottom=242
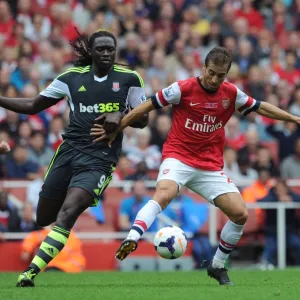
left=154, top=188, right=175, bottom=210
left=230, top=208, right=248, bottom=225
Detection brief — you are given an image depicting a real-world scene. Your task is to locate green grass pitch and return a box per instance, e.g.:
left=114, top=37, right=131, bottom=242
left=1, top=269, right=300, bottom=300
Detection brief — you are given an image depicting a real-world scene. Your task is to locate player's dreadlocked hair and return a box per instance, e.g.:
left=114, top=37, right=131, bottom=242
left=205, top=47, right=232, bottom=72
left=70, top=28, right=121, bottom=67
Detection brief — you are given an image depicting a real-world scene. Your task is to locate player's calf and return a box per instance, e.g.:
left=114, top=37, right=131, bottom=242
left=212, top=193, right=247, bottom=270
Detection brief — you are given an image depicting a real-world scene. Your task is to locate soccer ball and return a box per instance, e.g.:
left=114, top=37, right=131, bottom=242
left=154, top=226, right=187, bottom=259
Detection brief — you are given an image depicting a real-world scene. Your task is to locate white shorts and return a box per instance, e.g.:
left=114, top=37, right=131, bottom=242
left=157, top=158, right=240, bottom=205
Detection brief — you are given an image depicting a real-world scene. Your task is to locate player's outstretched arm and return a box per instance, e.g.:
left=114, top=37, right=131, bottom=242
left=91, top=99, right=155, bottom=144
left=120, top=99, right=154, bottom=130
left=0, top=95, right=61, bottom=115
left=256, top=102, right=300, bottom=124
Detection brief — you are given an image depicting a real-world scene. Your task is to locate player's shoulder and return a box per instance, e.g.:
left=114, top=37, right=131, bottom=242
left=178, top=77, right=197, bottom=88
left=113, top=65, right=144, bottom=88
left=56, top=65, right=91, bottom=82
left=221, top=81, right=240, bottom=98
left=221, top=81, right=238, bottom=92
left=173, top=77, right=198, bottom=93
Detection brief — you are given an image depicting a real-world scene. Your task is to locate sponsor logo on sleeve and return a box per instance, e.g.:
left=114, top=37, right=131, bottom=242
left=163, top=86, right=174, bottom=99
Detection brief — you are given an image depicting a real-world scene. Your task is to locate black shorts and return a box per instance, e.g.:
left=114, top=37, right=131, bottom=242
left=39, top=141, right=114, bottom=206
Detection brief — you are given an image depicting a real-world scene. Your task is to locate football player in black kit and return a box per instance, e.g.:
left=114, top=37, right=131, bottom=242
left=0, top=30, right=148, bottom=287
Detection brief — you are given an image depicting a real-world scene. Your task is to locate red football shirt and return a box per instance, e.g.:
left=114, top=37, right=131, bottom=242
left=153, top=77, right=259, bottom=171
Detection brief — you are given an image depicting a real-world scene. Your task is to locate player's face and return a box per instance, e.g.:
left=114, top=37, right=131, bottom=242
left=91, top=37, right=116, bottom=70
left=203, top=62, right=229, bottom=92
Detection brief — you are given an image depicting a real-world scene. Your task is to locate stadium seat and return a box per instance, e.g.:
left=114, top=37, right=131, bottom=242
left=261, top=141, right=279, bottom=165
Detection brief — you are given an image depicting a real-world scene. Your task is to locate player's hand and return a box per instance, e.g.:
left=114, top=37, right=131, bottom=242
left=95, top=112, right=123, bottom=133
left=0, top=141, right=10, bottom=154
left=90, top=124, right=119, bottom=147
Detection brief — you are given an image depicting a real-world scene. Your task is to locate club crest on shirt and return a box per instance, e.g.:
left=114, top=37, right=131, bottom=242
left=222, top=99, right=230, bottom=109
left=112, top=82, right=120, bottom=92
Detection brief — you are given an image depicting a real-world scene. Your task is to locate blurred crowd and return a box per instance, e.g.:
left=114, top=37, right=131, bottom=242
left=1, top=0, right=300, bottom=267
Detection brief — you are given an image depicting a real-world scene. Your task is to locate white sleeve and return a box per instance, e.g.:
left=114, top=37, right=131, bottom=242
left=126, top=87, right=147, bottom=109
left=40, top=78, right=71, bottom=99
left=154, top=82, right=181, bottom=108
left=235, top=87, right=259, bottom=116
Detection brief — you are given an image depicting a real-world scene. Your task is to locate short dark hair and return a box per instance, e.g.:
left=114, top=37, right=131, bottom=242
left=70, top=29, right=117, bottom=67
left=31, top=130, right=44, bottom=138
left=205, top=47, right=232, bottom=72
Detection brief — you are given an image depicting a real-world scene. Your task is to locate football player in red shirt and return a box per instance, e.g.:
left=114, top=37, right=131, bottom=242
left=91, top=47, right=300, bottom=285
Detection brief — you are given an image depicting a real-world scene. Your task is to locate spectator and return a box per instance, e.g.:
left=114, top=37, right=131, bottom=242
left=34, top=41, right=54, bottom=80
left=235, top=0, right=264, bottom=33
left=244, top=65, right=265, bottom=101
left=218, top=3, right=236, bottom=37
left=281, top=138, right=300, bottom=179
left=0, top=0, right=15, bottom=41
left=253, top=147, right=280, bottom=177
left=126, top=127, right=161, bottom=170
left=150, top=114, right=172, bottom=151
left=5, top=144, right=38, bottom=180
left=20, top=201, right=40, bottom=232
left=17, top=120, right=32, bottom=146
left=24, top=13, right=51, bottom=42
left=28, top=131, right=54, bottom=168
left=265, top=1, right=294, bottom=40
left=242, top=168, right=274, bottom=228
left=230, top=154, right=258, bottom=187
left=226, top=62, right=244, bottom=90
left=10, top=55, right=31, bottom=92
left=119, top=32, right=140, bottom=66
left=234, top=39, right=258, bottom=76
left=72, top=0, right=98, bottom=32
left=47, top=50, right=68, bottom=80
left=122, top=127, right=138, bottom=153
left=20, top=224, right=86, bottom=272
left=223, top=147, right=239, bottom=179
left=147, top=50, right=167, bottom=86
left=1, top=109, right=20, bottom=140
left=266, top=121, right=300, bottom=161
left=125, top=160, right=150, bottom=181
left=238, top=129, right=262, bottom=166
left=119, top=181, right=155, bottom=232
left=256, top=29, right=272, bottom=63
left=225, top=115, right=246, bottom=150
left=48, top=115, right=65, bottom=151
left=112, top=154, right=133, bottom=183
left=165, top=39, right=186, bottom=76
left=233, top=17, right=256, bottom=46
left=26, top=166, right=46, bottom=209
left=258, top=180, right=300, bottom=266
left=136, top=42, right=151, bottom=68
left=176, top=54, right=202, bottom=81
left=275, top=51, right=300, bottom=88
left=289, top=86, right=300, bottom=117
left=0, top=189, right=21, bottom=233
